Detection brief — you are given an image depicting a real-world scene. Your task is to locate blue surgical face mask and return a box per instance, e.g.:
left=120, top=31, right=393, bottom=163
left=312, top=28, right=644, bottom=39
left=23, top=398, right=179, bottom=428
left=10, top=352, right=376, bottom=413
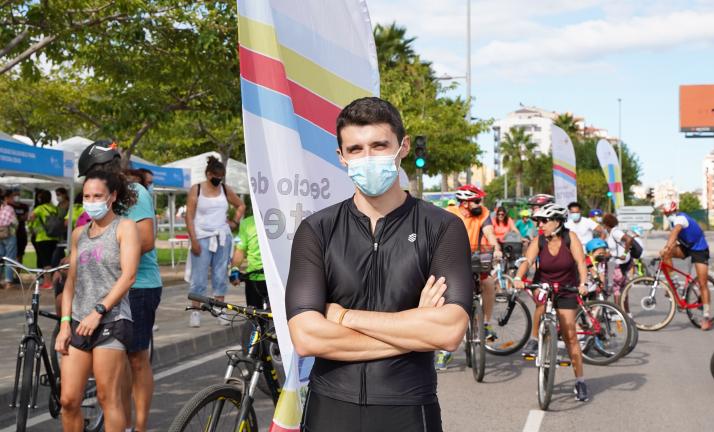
left=346, top=143, right=402, bottom=197
left=147, top=184, right=154, bottom=195
left=569, top=213, right=581, bottom=223
left=84, top=200, right=110, bottom=220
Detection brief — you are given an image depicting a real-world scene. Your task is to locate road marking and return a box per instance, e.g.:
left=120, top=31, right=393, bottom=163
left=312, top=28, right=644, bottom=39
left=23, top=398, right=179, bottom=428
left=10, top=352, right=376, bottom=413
left=522, top=409, right=545, bottom=432
left=1, top=346, right=239, bottom=431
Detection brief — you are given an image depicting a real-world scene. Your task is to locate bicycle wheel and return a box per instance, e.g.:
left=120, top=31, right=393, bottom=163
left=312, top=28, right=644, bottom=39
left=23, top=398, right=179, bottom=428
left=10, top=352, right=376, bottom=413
left=470, top=300, right=486, bottom=383
left=16, top=339, right=37, bottom=432
left=577, top=301, right=630, bottom=366
left=82, top=378, right=104, bottom=432
left=625, top=315, right=639, bottom=356
left=464, top=322, right=473, bottom=368
left=537, top=319, right=557, bottom=411
left=620, top=276, right=676, bottom=331
left=168, top=384, right=258, bottom=432
left=48, top=325, right=62, bottom=418
left=710, top=352, right=714, bottom=379
left=684, top=276, right=714, bottom=329
left=486, top=293, right=532, bottom=355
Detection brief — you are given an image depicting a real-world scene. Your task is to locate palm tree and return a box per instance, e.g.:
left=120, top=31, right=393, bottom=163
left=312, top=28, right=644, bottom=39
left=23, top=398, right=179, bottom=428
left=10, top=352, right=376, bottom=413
left=500, top=126, right=536, bottom=197
left=373, top=23, right=417, bottom=67
left=554, top=113, right=580, bottom=142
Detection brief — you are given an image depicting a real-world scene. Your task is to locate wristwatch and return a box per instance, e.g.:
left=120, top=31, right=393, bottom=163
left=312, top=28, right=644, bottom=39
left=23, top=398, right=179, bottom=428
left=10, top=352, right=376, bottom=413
left=94, top=303, right=108, bottom=315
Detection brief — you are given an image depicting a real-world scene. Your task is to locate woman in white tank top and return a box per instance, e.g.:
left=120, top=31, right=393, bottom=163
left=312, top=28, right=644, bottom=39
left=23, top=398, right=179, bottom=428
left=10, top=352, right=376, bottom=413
left=185, top=156, right=246, bottom=327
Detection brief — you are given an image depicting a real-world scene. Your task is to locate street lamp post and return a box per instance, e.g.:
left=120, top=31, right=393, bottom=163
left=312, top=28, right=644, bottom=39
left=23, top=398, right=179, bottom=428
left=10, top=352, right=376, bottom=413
left=465, top=0, right=472, bottom=184
left=618, top=98, right=623, bottom=168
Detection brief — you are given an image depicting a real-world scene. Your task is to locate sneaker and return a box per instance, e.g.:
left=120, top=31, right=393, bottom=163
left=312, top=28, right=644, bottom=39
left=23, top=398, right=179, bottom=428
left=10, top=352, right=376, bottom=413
left=484, top=324, right=498, bottom=342
left=574, top=381, right=589, bottom=402
left=522, top=339, right=538, bottom=358
left=701, top=318, right=712, bottom=331
left=217, top=313, right=231, bottom=326
left=435, top=351, right=453, bottom=370
left=189, top=311, right=201, bottom=328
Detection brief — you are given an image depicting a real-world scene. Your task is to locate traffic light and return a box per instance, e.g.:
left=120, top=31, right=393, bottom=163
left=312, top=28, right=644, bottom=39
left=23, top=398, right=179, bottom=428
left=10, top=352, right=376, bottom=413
left=606, top=191, right=613, bottom=198
left=414, top=135, right=427, bottom=169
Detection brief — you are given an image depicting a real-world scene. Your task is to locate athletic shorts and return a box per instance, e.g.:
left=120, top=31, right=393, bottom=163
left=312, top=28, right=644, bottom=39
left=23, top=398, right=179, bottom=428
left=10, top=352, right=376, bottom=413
left=553, top=294, right=578, bottom=310
left=680, top=245, right=710, bottom=264
left=70, top=319, right=132, bottom=352
left=301, top=391, right=442, bottom=432
left=127, top=287, right=162, bottom=353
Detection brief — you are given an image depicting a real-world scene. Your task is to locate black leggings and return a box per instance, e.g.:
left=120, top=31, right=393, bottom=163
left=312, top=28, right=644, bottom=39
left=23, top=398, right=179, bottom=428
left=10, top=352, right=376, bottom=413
left=35, top=240, right=58, bottom=268
left=301, top=391, right=442, bottom=432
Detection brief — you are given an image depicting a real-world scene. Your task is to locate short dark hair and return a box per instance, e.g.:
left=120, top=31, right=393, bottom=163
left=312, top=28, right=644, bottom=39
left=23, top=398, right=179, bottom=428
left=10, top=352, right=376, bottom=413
left=36, top=189, right=52, bottom=205
left=568, top=202, right=581, bottom=211
left=602, top=213, right=619, bottom=228
left=336, top=97, right=405, bottom=149
left=137, top=167, right=153, bottom=176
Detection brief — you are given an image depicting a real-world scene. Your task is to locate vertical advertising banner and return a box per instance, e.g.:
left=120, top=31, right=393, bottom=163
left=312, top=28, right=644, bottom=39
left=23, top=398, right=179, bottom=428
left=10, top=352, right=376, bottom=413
left=596, top=139, right=625, bottom=209
left=551, top=125, right=578, bottom=205
left=237, top=1, right=379, bottom=430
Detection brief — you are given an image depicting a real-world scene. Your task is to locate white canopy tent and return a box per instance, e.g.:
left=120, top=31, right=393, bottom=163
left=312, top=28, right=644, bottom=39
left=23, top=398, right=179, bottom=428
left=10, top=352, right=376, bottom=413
left=163, top=151, right=250, bottom=194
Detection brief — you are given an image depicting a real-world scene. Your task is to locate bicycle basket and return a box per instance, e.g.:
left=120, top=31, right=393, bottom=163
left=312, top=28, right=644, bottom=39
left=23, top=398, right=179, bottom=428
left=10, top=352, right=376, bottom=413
left=471, top=250, right=494, bottom=273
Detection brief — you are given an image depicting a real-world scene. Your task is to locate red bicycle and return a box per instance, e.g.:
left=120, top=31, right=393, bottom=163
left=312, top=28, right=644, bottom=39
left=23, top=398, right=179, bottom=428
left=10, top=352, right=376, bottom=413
left=620, top=258, right=714, bottom=331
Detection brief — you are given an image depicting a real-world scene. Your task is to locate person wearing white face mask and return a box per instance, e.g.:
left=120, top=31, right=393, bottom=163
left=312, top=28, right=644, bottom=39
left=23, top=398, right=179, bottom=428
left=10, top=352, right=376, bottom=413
left=565, top=202, right=606, bottom=252
left=286, top=97, right=472, bottom=431
left=54, top=169, right=140, bottom=432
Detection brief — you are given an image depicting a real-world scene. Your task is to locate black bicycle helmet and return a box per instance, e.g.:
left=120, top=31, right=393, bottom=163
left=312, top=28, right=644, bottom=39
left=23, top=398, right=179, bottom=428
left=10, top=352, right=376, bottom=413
left=78, top=140, right=120, bottom=176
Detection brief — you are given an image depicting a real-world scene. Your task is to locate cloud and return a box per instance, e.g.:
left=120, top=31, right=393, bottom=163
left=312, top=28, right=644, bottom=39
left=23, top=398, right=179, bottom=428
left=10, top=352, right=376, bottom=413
left=367, top=1, right=714, bottom=79
left=475, top=10, right=714, bottom=68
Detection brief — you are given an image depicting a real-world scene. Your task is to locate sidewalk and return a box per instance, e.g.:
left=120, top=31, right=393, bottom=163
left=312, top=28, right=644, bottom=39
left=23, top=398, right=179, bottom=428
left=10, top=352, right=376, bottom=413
left=0, top=275, right=251, bottom=414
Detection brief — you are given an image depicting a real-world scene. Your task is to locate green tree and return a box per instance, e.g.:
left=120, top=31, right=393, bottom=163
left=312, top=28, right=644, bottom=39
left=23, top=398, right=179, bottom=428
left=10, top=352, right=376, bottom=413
left=576, top=169, right=609, bottom=210
left=0, top=75, right=79, bottom=145
left=374, top=23, right=489, bottom=181
left=499, top=126, right=536, bottom=197
left=679, top=192, right=703, bottom=214
left=553, top=113, right=580, bottom=140
left=0, top=0, right=159, bottom=76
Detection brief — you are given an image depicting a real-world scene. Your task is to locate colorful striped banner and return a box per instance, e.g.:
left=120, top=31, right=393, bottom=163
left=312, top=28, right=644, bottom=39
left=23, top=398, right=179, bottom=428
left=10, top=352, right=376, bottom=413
left=237, top=2, right=379, bottom=430
left=551, top=126, right=578, bottom=204
left=597, top=139, right=625, bottom=209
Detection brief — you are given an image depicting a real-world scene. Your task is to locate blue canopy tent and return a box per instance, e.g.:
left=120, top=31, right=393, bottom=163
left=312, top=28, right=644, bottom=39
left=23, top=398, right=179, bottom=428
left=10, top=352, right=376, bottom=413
left=0, top=132, right=76, bottom=252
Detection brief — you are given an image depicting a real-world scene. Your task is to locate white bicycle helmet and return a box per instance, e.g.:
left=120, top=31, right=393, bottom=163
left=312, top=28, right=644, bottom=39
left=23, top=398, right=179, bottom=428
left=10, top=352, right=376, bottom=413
left=532, top=203, right=568, bottom=222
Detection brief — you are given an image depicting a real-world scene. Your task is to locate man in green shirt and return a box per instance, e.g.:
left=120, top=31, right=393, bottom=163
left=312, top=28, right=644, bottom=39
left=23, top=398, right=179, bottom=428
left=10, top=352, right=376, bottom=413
left=232, top=215, right=267, bottom=308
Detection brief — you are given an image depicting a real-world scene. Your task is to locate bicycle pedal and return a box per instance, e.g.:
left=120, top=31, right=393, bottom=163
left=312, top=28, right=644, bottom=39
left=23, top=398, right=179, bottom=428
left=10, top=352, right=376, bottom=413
left=523, top=355, right=536, bottom=361
left=558, top=360, right=572, bottom=367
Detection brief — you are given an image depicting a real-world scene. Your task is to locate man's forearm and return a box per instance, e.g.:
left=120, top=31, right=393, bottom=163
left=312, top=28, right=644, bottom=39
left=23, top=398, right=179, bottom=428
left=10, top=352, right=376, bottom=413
left=289, top=312, right=407, bottom=361
left=341, top=304, right=468, bottom=352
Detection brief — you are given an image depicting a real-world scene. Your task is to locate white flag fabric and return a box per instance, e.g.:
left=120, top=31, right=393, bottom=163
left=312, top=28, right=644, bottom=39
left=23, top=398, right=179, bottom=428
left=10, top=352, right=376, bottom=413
left=237, top=1, right=379, bottom=430
left=596, top=139, right=625, bottom=209
left=551, top=125, right=577, bottom=205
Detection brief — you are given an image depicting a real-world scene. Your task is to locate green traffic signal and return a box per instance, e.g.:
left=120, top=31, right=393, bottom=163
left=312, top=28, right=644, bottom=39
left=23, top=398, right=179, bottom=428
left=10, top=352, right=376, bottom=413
left=415, top=157, right=426, bottom=168
left=607, top=191, right=613, bottom=197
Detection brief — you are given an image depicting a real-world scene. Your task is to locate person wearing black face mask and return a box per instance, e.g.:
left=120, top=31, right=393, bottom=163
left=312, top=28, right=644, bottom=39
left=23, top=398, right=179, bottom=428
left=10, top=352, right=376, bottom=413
left=185, top=155, right=246, bottom=328
left=439, top=185, right=502, bottom=369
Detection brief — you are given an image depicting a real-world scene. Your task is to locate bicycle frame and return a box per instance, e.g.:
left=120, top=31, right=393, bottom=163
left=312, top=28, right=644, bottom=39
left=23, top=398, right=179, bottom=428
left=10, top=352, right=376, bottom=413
left=653, top=260, right=701, bottom=310
left=10, top=263, right=62, bottom=414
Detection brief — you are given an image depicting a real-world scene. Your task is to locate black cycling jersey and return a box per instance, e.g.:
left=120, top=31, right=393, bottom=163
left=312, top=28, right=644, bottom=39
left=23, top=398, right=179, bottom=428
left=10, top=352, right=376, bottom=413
left=286, top=194, right=472, bottom=406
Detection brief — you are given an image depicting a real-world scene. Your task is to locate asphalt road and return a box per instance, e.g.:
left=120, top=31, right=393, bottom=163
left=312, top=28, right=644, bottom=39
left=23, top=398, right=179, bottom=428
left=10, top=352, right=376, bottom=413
left=9, top=309, right=714, bottom=432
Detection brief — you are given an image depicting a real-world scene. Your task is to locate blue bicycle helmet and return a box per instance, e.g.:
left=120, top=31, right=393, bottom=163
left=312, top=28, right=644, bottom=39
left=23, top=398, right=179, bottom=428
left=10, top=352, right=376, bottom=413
left=585, top=238, right=608, bottom=254
left=588, top=208, right=603, bottom=218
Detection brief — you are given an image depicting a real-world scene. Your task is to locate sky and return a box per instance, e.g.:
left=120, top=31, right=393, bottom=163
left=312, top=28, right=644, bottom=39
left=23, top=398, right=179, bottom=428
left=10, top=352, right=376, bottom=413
left=367, top=0, right=714, bottom=192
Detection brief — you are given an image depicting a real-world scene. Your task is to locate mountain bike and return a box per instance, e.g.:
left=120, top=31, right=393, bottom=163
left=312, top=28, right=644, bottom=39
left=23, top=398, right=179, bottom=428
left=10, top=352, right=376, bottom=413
left=168, top=293, right=280, bottom=432
left=486, top=257, right=532, bottom=356
left=620, top=257, right=714, bottom=331
left=2, top=256, right=103, bottom=432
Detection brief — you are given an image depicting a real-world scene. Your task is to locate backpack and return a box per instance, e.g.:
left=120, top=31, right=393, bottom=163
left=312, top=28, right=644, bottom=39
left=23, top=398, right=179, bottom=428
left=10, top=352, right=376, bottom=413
left=625, top=230, right=644, bottom=259
left=42, top=207, right=65, bottom=238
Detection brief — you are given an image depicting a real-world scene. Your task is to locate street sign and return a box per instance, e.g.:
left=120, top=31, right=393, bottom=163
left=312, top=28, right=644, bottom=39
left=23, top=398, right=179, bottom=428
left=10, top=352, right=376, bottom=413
left=617, top=214, right=653, bottom=223
left=617, top=206, right=654, bottom=214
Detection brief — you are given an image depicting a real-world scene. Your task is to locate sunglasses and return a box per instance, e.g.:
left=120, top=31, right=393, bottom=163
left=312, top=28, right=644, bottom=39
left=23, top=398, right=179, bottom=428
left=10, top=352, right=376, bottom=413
left=534, top=217, right=551, bottom=225
left=497, top=213, right=505, bottom=217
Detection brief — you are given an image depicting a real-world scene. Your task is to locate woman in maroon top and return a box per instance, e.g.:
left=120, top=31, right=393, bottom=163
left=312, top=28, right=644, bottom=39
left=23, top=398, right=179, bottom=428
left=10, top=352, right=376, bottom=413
left=513, top=203, right=590, bottom=401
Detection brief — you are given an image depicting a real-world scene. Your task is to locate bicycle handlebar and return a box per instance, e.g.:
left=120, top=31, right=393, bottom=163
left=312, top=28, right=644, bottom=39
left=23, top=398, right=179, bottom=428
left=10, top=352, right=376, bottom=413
left=1, top=256, right=68, bottom=275
left=188, top=293, right=273, bottom=319
left=524, top=283, right=579, bottom=294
